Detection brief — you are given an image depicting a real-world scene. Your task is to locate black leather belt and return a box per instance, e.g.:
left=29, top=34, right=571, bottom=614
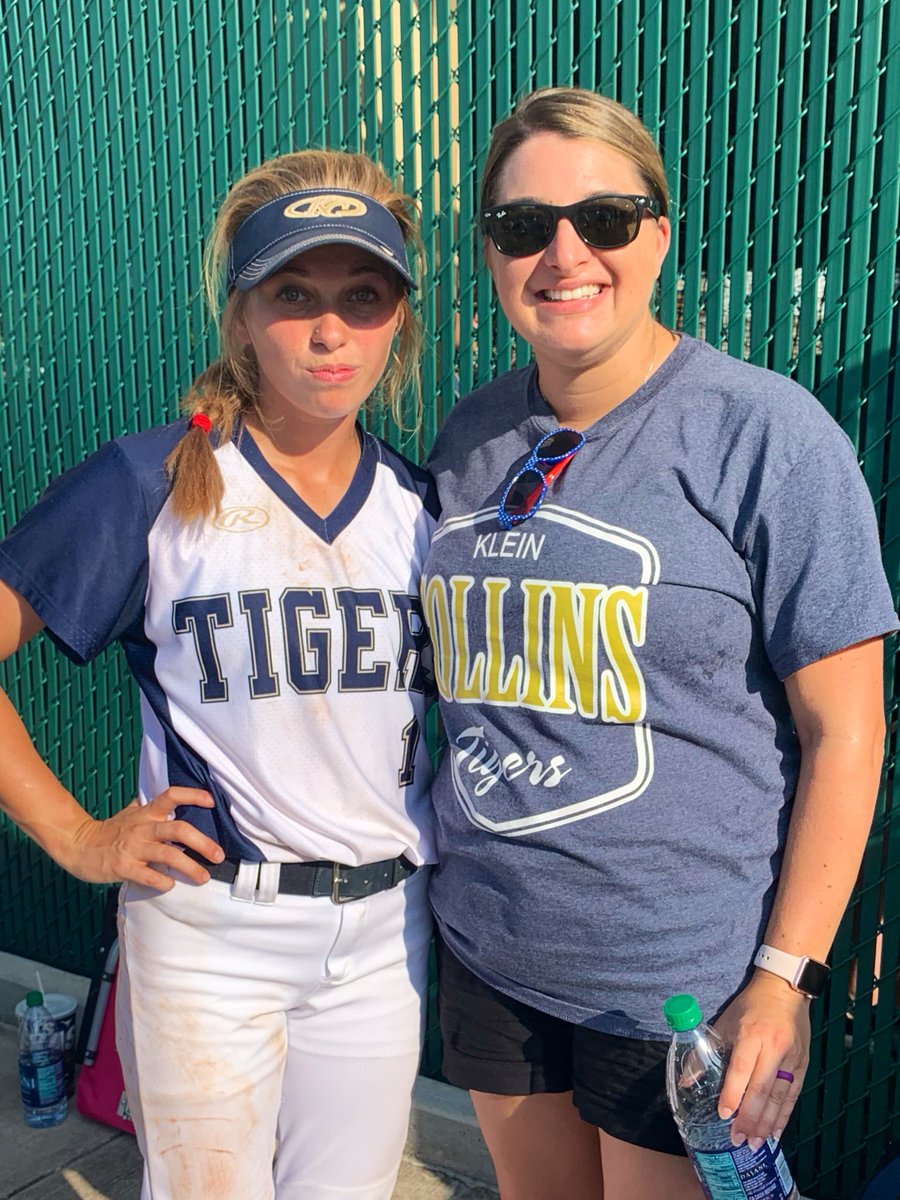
left=183, top=847, right=417, bottom=903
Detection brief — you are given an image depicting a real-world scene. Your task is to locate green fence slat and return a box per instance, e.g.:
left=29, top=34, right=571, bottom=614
left=747, top=1, right=779, bottom=365
left=415, top=0, right=436, bottom=456
left=858, top=1, right=898, bottom=513
left=513, top=0, right=533, bottom=97
left=310, top=2, right=328, bottom=142
left=794, top=2, right=830, bottom=394
left=342, top=1, right=362, bottom=150
left=421, top=0, right=460, bottom=456
left=433, top=0, right=458, bottom=439
left=769, top=0, right=804, bottom=376
left=389, top=0, right=419, bottom=451
left=454, top=0, right=476, bottom=401
left=597, top=0, right=617, bottom=94
left=842, top=863, right=885, bottom=1187
left=554, top=0, right=575, bottom=87
left=680, top=0, right=708, bottom=338
left=818, top=0, right=856, bottom=429
left=725, top=1, right=757, bottom=359
left=492, top=0, right=512, bottom=115
left=619, top=0, right=640, bottom=109
left=509, top=0, right=533, bottom=373
left=323, top=1, right=344, bottom=146
left=657, top=3, right=685, bottom=332
left=839, top=5, right=882, bottom=456
left=489, top=0, right=515, bottom=378
left=475, top=2, right=505, bottom=380
left=867, top=821, right=900, bottom=1151
left=533, top=0, right=553, bottom=89
left=358, top=1, right=381, bottom=163
left=576, top=0, right=598, bottom=91
left=701, top=0, right=733, bottom=349
left=871, top=0, right=900, bottom=600
left=379, top=0, right=397, bottom=174
left=636, top=0, right=662, bottom=137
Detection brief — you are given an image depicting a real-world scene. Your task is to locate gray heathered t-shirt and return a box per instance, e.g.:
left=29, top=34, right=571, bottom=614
left=424, top=333, right=898, bottom=1039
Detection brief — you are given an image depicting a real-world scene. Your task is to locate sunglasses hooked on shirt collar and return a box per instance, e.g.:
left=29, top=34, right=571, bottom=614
left=481, top=193, right=661, bottom=258
left=497, top=429, right=586, bottom=530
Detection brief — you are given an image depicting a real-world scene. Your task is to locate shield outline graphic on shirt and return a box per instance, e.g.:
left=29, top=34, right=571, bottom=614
left=434, top=503, right=659, bottom=836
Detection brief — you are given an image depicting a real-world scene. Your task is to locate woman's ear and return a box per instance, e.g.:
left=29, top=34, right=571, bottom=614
left=653, top=216, right=672, bottom=278
left=225, top=294, right=252, bottom=348
left=394, top=295, right=408, bottom=337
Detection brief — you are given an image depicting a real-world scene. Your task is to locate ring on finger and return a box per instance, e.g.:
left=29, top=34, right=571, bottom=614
left=776, top=1069, right=795, bottom=1083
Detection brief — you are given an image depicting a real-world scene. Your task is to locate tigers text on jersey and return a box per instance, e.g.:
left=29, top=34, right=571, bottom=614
left=0, top=422, right=438, bottom=866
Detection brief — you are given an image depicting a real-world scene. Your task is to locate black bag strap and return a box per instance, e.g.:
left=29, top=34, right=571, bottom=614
left=74, top=886, right=119, bottom=1065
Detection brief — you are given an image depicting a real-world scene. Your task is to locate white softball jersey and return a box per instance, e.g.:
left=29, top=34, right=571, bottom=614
left=0, top=420, right=438, bottom=867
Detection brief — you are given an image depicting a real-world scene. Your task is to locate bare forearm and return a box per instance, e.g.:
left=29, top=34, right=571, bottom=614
left=0, top=686, right=96, bottom=868
left=0, top=683, right=221, bottom=887
left=763, top=726, right=884, bottom=962
left=763, top=639, right=887, bottom=964
left=0, top=581, right=219, bottom=888
left=717, top=729, right=884, bottom=1141
left=716, top=639, right=886, bottom=1142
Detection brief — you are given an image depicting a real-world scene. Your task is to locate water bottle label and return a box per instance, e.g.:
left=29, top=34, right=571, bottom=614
left=19, top=1054, right=65, bottom=1107
left=688, top=1138, right=795, bottom=1199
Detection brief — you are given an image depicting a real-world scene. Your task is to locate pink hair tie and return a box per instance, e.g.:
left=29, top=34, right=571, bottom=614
left=190, top=412, right=212, bottom=435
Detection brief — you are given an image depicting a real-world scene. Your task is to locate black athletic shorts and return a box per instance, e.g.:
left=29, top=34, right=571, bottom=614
left=436, top=937, right=687, bottom=1157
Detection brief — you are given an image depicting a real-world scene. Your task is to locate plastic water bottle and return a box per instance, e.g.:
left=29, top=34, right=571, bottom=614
left=663, top=994, right=798, bottom=1200
left=18, top=990, right=67, bottom=1128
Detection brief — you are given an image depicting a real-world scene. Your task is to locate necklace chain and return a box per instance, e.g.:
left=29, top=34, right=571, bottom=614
left=639, top=324, right=658, bottom=390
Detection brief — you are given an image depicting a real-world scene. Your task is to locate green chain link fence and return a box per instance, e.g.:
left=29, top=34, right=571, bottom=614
left=1, top=2, right=897, bottom=1195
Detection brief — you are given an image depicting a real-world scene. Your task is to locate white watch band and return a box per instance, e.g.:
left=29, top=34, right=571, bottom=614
left=753, top=944, right=806, bottom=987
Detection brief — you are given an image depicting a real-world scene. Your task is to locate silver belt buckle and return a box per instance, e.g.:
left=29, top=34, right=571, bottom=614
left=331, top=863, right=354, bottom=904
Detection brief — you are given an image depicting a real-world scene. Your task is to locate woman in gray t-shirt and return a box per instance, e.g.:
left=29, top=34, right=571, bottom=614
left=423, top=87, right=897, bottom=1199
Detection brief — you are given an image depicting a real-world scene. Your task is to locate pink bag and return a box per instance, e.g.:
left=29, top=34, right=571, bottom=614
left=75, top=938, right=135, bottom=1135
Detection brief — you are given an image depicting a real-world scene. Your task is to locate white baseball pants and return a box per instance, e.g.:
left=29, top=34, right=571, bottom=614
left=116, top=865, right=431, bottom=1200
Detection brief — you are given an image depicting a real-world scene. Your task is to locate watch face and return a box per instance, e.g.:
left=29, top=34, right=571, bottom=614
left=798, top=959, right=830, bottom=997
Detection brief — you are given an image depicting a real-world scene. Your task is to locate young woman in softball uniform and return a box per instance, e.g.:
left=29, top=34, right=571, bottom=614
left=0, top=150, right=437, bottom=1200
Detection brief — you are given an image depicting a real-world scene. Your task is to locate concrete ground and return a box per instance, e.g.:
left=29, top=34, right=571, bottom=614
left=0, top=953, right=498, bottom=1200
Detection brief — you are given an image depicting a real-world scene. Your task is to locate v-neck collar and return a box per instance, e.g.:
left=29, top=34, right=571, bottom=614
left=235, top=423, right=377, bottom=544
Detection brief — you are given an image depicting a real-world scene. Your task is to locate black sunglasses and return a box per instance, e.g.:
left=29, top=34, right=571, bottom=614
left=482, top=193, right=661, bottom=257
left=498, top=429, right=586, bottom=530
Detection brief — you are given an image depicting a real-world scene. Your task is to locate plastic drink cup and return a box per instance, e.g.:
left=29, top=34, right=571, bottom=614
left=15, top=993, right=77, bottom=1097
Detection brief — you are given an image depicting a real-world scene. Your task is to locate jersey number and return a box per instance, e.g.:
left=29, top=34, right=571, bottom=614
left=398, top=716, right=420, bottom=788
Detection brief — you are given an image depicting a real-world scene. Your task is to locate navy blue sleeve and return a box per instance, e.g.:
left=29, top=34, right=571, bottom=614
left=371, top=434, right=441, bottom=520
left=0, top=441, right=158, bottom=664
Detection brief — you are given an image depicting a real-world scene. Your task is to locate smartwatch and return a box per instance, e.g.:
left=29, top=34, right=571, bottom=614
left=753, top=944, right=831, bottom=998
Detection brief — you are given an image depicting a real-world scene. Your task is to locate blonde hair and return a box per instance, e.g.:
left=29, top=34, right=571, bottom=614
left=166, top=150, right=424, bottom=522
left=480, top=88, right=669, bottom=216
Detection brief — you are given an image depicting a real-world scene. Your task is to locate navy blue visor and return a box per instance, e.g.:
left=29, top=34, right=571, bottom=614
left=227, top=188, right=417, bottom=292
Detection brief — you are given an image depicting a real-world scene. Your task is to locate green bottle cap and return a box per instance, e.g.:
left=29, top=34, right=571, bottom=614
left=25, top=990, right=44, bottom=1007
left=664, top=993, right=703, bottom=1031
